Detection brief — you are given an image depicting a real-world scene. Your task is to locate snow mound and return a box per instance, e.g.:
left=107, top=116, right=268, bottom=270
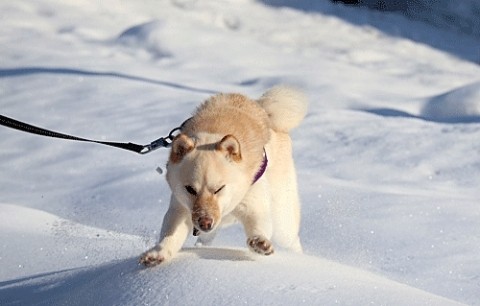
left=421, top=82, right=480, bottom=123
left=116, top=20, right=172, bottom=59
left=1, top=250, right=462, bottom=306
left=0, top=204, right=146, bottom=282
left=0, top=204, right=462, bottom=306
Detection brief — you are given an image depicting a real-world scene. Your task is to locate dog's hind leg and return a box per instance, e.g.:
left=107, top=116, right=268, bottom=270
left=266, top=133, right=303, bottom=253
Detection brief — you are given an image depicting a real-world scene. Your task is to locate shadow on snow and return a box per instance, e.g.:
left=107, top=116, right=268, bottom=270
left=259, top=0, right=479, bottom=64
left=0, top=66, right=217, bottom=95
left=361, top=107, right=480, bottom=124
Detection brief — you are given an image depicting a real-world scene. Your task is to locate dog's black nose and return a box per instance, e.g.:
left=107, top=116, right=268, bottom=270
left=197, top=216, right=213, bottom=232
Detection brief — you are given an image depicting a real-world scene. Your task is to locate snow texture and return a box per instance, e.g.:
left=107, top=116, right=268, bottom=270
left=1, top=0, right=479, bottom=305
left=384, top=0, right=480, bottom=37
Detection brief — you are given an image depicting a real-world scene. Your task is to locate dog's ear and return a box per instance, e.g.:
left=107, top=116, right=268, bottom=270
left=170, top=134, right=195, bottom=163
left=216, top=135, right=242, bottom=162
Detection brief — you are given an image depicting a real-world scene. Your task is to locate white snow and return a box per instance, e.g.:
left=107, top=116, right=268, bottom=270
left=421, top=82, right=480, bottom=123
left=1, top=0, right=479, bottom=305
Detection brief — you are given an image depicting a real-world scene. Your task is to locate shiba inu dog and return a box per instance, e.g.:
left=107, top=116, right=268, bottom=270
left=141, top=86, right=307, bottom=266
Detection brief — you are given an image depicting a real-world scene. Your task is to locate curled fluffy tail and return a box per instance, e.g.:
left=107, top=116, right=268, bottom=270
left=257, top=86, right=308, bottom=132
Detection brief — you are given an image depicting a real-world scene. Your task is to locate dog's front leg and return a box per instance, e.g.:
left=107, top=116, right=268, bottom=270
left=140, top=196, right=191, bottom=267
left=234, top=181, right=274, bottom=255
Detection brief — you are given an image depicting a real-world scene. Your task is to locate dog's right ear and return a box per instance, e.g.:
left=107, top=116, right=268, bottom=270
left=170, top=134, right=195, bottom=163
left=216, top=134, right=242, bottom=162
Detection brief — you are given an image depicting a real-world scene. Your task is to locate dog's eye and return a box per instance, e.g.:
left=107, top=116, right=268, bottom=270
left=214, top=185, right=226, bottom=195
left=185, top=185, right=197, bottom=196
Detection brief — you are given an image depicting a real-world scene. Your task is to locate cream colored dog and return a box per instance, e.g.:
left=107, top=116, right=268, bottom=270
left=141, top=86, right=307, bottom=266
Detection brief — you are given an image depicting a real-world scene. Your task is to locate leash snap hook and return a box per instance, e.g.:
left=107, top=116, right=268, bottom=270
left=139, top=125, right=183, bottom=154
left=140, top=137, right=171, bottom=154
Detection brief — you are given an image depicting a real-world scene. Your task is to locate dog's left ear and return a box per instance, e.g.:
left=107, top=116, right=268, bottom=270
left=170, top=134, right=195, bottom=163
left=216, top=135, right=242, bottom=162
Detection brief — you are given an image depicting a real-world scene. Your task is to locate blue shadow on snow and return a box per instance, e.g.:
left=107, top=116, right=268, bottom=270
left=0, top=66, right=217, bottom=95
left=362, top=107, right=480, bottom=124
left=259, top=0, right=479, bottom=64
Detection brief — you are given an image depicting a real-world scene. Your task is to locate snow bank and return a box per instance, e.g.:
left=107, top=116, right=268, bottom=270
left=392, top=0, right=480, bottom=37
left=0, top=204, right=145, bottom=282
left=421, top=82, right=480, bottom=123
left=3, top=254, right=464, bottom=305
left=0, top=205, right=462, bottom=306
left=259, top=0, right=480, bottom=64
left=116, top=20, right=172, bottom=59
left=340, top=0, right=480, bottom=37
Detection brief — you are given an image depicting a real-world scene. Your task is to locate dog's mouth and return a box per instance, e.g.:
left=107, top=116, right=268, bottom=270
left=193, top=227, right=200, bottom=236
left=192, top=225, right=214, bottom=236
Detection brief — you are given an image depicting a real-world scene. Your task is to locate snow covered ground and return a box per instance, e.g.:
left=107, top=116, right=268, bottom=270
left=363, top=0, right=480, bottom=38
left=1, top=0, right=479, bottom=305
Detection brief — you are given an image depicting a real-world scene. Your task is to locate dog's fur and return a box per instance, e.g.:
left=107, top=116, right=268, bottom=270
left=140, top=86, right=307, bottom=266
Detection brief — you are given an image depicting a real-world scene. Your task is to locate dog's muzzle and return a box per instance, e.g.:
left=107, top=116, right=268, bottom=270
left=195, top=216, right=214, bottom=233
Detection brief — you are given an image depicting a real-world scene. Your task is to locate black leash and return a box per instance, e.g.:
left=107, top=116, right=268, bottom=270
left=0, top=114, right=184, bottom=155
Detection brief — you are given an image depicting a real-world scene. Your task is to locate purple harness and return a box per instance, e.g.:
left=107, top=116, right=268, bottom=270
left=252, top=149, right=268, bottom=184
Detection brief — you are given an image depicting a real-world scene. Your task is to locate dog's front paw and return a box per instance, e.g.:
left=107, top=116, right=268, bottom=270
left=140, top=249, right=168, bottom=267
left=247, top=236, right=274, bottom=255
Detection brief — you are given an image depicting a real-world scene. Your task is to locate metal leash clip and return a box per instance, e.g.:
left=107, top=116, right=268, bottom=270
left=139, top=126, right=183, bottom=154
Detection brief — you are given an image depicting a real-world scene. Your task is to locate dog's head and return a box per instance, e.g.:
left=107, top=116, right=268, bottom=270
left=166, top=133, right=251, bottom=233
